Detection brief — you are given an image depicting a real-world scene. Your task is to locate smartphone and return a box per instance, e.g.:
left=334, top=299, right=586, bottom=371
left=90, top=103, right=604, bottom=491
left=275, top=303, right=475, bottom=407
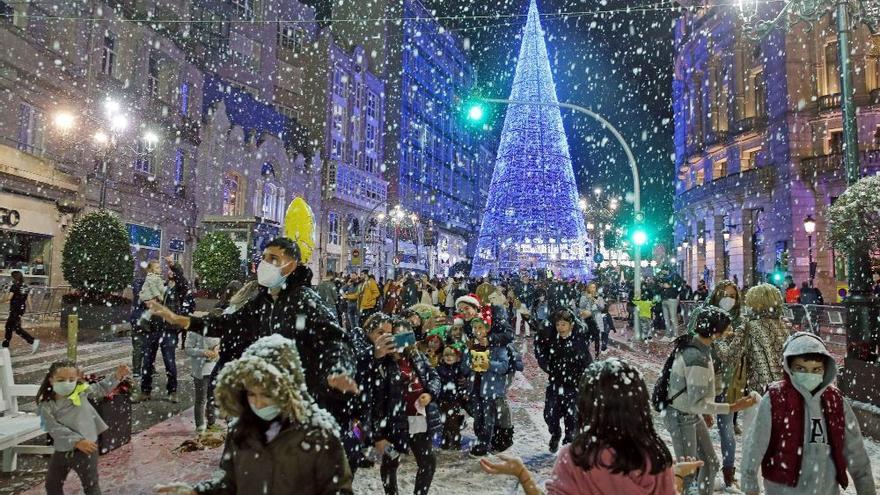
left=392, top=331, right=416, bottom=349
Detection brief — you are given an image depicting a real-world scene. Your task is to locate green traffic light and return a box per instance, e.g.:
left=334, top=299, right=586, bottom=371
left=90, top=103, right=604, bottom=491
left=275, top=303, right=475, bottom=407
left=632, top=229, right=648, bottom=247
left=467, top=103, right=486, bottom=123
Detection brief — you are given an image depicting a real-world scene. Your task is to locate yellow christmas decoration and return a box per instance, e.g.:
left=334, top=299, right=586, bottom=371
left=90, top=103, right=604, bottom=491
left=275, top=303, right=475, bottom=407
left=283, top=197, right=316, bottom=263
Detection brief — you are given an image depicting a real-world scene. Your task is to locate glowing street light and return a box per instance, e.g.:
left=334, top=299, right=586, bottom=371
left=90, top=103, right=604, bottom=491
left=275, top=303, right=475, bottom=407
left=54, top=111, right=76, bottom=132
left=93, top=131, right=109, bottom=146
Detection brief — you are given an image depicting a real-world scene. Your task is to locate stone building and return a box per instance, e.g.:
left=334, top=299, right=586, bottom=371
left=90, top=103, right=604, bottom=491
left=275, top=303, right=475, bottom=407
left=294, top=30, right=388, bottom=276
left=671, top=3, right=880, bottom=298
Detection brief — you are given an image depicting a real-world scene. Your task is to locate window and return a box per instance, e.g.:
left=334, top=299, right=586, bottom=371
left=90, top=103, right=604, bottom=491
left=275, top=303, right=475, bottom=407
left=753, top=70, right=766, bottom=118
left=366, top=91, right=377, bottom=120
left=0, top=2, right=13, bottom=25
left=328, top=212, right=340, bottom=245
left=222, top=173, right=240, bottom=216
left=17, top=103, right=44, bottom=154
left=332, top=103, right=344, bottom=133
left=829, top=130, right=844, bottom=154
left=102, top=32, right=117, bottom=77
left=193, top=8, right=228, bottom=49
left=173, top=148, right=185, bottom=185
left=713, top=160, right=728, bottom=180
left=179, top=81, right=190, bottom=116
left=824, top=41, right=840, bottom=95
left=262, top=183, right=278, bottom=221
left=278, top=23, right=296, bottom=49
left=229, top=0, right=253, bottom=20
left=365, top=123, right=376, bottom=151
left=229, top=32, right=261, bottom=72
left=870, top=47, right=880, bottom=91
left=741, top=148, right=759, bottom=172
left=147, top=54, right=160, bottom=98
left=333, top=70, right=347, bottom=98
left=365, top=155, right=376, bottom=173
left=134, top=139, right=154, bottom=175
left=711, top=65, right=729, bottom=133
left=331, top=137, right=343, bottom=159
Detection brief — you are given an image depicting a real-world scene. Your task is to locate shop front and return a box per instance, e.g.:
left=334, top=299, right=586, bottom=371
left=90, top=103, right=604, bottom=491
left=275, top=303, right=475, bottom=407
left=0, top=192, right=67, bottom=287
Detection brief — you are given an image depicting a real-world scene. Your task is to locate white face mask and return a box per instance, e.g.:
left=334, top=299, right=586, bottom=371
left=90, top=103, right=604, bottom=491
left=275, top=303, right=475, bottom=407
left=250, top=402, right=282, bottom=421
left=52, top=380, right=78, bottom=397
left=718, top=297, right=736, bottom=312
left=792, top=372, right=824, bottom=392
left=257, top=260, right=292, bottom=289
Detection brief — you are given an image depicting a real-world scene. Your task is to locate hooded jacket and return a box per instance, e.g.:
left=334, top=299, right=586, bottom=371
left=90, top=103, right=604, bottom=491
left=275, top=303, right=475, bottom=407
left=196, top=336, right=352, bottom=495
left=534, top=310, right=593, bottom=391
left=545, top=445, right=676, bottom=495
left=740, top=332, right=876, bottom=495
left=189, top=265, right=355, bottom=424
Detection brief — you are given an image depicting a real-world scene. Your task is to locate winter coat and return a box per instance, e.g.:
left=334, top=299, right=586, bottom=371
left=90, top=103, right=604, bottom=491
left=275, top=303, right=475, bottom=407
left=726, top=311, right=790, bottom=395
left=668, top=336, right=731, bottom=416
left=185, top=331, right=221, bottom=378
left=189, top=265, right=355, bottom=424
left=545, top=445, right=677, bottom=495
left=535, top=320, right=592, bottom=392
left=740, top=333, right=876, bottom=495
left=358, top=278, right=380, bottom=311
left=139, top=272, right=165, bottom=303
left=194, top=421, right=353, bottom=495
left=38, top=377, right=118, bottom=452
left=437, top=360, right=469, bottom=405
left=370, top=351, right=442, bottom=452
left=466, top=343, right=509, bottom=400
left=316, top=280, right=339, bottom=316
left=402, top=279, right=420, bottom=307
left=164, top=263, right=196, bottom=318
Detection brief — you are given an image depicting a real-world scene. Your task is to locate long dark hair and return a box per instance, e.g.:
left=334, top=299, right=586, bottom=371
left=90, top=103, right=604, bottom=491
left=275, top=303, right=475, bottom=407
left=570, top=359, right=673, bottom=475
left=36, top=361, right=79, bottom=403
left=230, top=389, right=288, bottom=448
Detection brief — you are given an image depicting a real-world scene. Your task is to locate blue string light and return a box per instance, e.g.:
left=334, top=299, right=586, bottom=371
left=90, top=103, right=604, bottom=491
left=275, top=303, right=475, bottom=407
left=471, top=0, right=590, bottom=279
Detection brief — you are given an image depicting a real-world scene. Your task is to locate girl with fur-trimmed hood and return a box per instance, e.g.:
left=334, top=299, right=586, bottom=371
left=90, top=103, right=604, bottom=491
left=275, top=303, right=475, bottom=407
left=158, top=335, right=352, bottom=495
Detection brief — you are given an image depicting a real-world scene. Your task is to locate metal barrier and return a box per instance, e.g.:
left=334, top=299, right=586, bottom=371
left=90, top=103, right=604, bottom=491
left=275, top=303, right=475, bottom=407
left=0, top=286, right=73, bottom=322
left=678, top=300, right=846, bottom=347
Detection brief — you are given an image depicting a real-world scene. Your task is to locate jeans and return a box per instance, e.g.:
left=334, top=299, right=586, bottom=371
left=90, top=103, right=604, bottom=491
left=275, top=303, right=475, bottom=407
left=346, top=305, right=360, bottom=330
left=472, top=396, right=501, bottom=447
left=193, top=376, right=216, bottom=428
left=380, top=432, right=436, bottom=495
left=664, top=408, right=719, bottom=495
left=662, top=299, right=680, bottom=336
left=140, top=331, right=178, bottom=395
left=3, top=313, right=34, bottom=347
left=131, top=331, right=145, bottom=378
left=46, top=451, right=101, bottom=495
left=544, top=386, right=578, bottom=443
left=716, top=393, right=736, bottom=469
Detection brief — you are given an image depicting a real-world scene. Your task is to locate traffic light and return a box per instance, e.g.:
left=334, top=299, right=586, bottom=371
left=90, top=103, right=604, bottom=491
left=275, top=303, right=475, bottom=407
left=467, top=103, right=486, bottom=123
left=631, top=228, right=648, bottom=247
left=461, top=99, right=490, bottom=127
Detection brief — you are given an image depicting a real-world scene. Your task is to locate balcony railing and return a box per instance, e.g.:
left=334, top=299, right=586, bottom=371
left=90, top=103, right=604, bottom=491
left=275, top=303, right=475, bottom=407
left=674, top=166, right=776, bottom=210
left=705, top=130, right=729, bottom=147
left=799, top=149, right=880, bottom=179
left=818, top=93, right=842, bottom=112
left=733, top=115, right=768, bottom=134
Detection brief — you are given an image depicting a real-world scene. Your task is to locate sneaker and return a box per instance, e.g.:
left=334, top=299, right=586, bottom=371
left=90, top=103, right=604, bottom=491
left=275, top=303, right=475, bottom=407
left=734, top=424, right=742, bottom=435
left=722, top=484, right=743, bottom=494
left=167, top=392, right=180, bottom=404
left=549, top=433, right=560, bottom=453
left=196, top=425, right=207, bottom=434
left=468, top=444, right=489, bottom=458
left=31, top=339, right=40, bottom=354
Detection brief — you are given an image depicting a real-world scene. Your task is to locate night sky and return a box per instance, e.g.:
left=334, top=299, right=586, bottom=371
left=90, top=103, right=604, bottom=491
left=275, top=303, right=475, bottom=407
left=308, top=0, right=677, bottom=241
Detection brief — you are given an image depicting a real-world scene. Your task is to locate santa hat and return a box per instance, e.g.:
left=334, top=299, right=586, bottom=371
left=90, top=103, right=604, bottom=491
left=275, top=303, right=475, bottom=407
left=455, top=293, right=482, bottom=310
left=453, top=314, right=465, bottom=326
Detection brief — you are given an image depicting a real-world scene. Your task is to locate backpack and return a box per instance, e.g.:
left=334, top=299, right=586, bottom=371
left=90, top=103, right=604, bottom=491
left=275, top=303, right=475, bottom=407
left=651, top=335, right=695, bottom=412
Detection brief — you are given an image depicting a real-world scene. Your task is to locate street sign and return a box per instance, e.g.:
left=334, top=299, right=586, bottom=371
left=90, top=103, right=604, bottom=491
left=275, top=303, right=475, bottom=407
left=593, top=252, right=604, bottom=264
left=351, top=248, right=362, bottom=266
left=392, top=256, right=401, bottom=266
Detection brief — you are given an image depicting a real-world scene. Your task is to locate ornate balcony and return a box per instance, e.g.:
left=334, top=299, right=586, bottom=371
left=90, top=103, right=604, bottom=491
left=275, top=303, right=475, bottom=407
left=674, top=166, right=776, bottom=210
left=733, top=115, right=768, bottom=135
left=705, top=130, right=729, bottom=147
left=818, top=93, right=842, bottom=112
left=799, top=150, right=880, bottom=179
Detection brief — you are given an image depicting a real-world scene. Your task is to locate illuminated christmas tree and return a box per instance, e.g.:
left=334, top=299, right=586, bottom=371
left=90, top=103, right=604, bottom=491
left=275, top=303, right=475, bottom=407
left=471, top=0, right=590, bottom=278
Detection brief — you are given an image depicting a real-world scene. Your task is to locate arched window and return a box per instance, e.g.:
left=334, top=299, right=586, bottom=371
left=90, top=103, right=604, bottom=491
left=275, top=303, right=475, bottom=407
left=824, top=41, right=840, bottom=95
left=262, top=182, right=278, bottom=221
left=222, top=172, right=240, bottom=216
left=328, top=212, right=340, bottom=245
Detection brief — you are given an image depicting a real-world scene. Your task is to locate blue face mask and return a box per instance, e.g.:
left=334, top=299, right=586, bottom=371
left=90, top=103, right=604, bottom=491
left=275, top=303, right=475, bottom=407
left=250, top=402, right=281, bottom=421
left=792, top=372, right=824, bottom=392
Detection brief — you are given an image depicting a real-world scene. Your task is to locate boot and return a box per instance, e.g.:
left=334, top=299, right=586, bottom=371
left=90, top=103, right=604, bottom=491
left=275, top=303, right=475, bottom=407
left=491, top=427, right=514, bottom=452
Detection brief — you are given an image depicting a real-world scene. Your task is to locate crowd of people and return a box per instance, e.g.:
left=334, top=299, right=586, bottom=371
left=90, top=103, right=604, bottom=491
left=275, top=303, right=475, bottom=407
left=24, top=235, right=877, bottom=495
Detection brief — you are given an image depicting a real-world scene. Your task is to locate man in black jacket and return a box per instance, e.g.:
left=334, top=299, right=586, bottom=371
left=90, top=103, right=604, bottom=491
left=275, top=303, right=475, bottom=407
left=147, top=238, right=358, bottom=423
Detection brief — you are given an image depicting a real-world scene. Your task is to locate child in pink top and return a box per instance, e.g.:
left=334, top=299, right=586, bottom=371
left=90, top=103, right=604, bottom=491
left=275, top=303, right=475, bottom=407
left=479, top=358, right=701, bottom=495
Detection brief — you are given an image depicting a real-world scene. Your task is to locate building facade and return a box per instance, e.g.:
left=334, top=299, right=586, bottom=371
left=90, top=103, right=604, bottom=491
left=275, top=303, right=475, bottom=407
left=671, top=3, right=880, bottom=298
left=295, top=31, right=388, bottom=276
left=332, top=0, right=490, bottom=277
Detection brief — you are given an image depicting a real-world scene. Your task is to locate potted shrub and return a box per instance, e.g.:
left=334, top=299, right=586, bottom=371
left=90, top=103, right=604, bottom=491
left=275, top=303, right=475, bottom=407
left=193, top=232, right=242, bottom=297
left=60, top=210, right=133, bottom=336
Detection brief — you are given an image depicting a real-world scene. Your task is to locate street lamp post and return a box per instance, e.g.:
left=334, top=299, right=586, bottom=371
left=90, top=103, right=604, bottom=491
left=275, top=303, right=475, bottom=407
left=473, top=97, right=644, bottom=337
left=360, top=200, right=387, bottom=273
left=738, top=0, right=879, bottom=359
left=804, top=215, right=817, bottom=287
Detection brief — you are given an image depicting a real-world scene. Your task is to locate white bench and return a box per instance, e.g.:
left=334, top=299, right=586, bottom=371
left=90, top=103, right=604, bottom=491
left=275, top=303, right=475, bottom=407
left=0, top=347, right=53, bottom=471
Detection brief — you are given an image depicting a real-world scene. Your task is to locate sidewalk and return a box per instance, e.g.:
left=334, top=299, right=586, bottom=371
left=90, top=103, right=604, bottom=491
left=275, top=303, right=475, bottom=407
left=20, top=409, right=223, bottom=495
